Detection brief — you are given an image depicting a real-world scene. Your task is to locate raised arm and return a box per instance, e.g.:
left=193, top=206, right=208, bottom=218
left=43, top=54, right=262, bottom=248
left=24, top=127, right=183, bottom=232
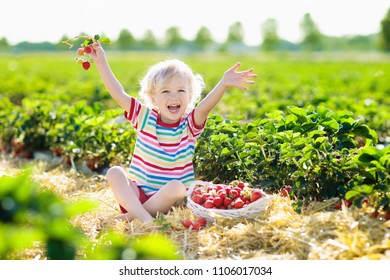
left=193, top=62, right=257, bottom=126
left=89, top=42, right=132, bottom=112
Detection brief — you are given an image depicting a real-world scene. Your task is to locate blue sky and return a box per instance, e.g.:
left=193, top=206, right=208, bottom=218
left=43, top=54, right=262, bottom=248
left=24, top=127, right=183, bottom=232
left=1, top=0, right=389, bottom=45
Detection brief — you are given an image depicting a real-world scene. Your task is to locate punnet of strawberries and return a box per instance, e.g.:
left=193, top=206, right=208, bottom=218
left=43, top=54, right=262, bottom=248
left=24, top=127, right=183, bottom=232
left=189, top=180, right=267, bottom=210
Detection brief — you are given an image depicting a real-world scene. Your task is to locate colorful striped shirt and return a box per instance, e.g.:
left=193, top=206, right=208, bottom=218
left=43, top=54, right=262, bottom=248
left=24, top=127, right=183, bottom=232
left=124, top=97, right=206, bottom=194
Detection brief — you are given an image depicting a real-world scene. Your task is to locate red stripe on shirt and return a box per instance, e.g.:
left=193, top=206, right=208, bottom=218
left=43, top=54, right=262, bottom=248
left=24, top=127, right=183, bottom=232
left=133, top=154, right=193, bottom=171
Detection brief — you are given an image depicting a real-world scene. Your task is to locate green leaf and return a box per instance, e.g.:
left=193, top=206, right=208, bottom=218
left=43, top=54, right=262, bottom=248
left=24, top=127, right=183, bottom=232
left=94, top=34, right=101, bottom=40
left=131, top=234, right=180, bottom=260
left=266, top=110, right=283, bottom=119
left=321, top=118, right=339, bottom=131
left=315, top=136, right=328, bottom=145
left=308, top=129, right=326, bottom=138
left=99, top=37, right=111, bottom=44
left=345, top=190, right=361, bottom=200
left=352, top=125, right=378, bottom=142
left=357, top=153, right=378, bottom=164
left=339, top=138, right=356, bottom=149
left=285, top=114, right=298, bottom=125
left=379, top=154, right=390, bottom=168
left=221, top=147, right=231, bottom=156
left=356, top=147, right=381, bottom=163
left=288, top=106, right=307, bottom=118
left=317, top=106, right=332, bottom=118
left=301, top=123, right=317, bottom=133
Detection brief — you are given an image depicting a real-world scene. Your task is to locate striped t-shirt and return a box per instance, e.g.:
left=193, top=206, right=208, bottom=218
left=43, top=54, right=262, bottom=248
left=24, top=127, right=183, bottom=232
left=124, top=97, right=206, bottom=195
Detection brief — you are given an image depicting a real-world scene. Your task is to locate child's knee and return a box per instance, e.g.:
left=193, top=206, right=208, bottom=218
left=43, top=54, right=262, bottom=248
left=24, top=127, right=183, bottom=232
left=167, top=180, right=187, bottom=197
left=106, top=166, right=127, bottom=182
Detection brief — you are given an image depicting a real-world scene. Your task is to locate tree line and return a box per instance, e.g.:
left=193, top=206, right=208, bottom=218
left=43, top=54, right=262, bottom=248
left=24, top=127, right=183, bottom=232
left=1, top=11, right=390, bottom=53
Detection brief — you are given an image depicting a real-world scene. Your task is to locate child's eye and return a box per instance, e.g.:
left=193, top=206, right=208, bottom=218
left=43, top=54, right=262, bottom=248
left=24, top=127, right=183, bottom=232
left=178, top=89, right=186, bottom=93
left=161, top=90, right=169, bottom=94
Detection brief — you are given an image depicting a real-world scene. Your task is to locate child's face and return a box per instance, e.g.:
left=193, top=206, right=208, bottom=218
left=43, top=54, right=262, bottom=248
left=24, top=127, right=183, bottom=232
left=152, top=75, right=191, bottom=124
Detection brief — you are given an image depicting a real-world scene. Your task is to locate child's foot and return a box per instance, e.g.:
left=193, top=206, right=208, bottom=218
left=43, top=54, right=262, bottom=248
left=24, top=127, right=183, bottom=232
left=114, top=213, right=154, bottom=223
left=114, top=213, right=133, bottom=222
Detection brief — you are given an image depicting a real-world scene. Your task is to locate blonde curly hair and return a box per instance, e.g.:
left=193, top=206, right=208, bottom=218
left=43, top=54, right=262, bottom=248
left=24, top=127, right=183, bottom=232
left=139, top=59, right=205, bottom=114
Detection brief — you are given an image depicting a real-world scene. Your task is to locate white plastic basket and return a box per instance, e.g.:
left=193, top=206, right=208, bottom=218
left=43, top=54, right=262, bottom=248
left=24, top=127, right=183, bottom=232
left=186, top=180, right=274, bottom=222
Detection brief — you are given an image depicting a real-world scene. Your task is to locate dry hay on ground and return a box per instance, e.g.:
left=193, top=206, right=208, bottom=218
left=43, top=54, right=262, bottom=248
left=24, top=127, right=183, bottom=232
left=1, top=155, right=389, bottom=260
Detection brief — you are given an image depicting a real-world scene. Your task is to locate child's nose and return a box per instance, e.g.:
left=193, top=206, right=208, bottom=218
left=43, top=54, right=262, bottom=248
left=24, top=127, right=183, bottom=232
left=170, top=91, right=180, bottom=98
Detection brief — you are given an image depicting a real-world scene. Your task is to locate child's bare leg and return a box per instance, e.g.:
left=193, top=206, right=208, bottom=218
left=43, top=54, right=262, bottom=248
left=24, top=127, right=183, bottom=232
left=143, top=180, right=187, bottom=217
left=106, top=166, right=153, bottom=222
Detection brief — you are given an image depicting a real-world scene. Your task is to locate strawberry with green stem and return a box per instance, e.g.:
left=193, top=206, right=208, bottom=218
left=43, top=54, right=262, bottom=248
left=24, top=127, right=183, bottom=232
left=62, top=34, right=110, bottom=70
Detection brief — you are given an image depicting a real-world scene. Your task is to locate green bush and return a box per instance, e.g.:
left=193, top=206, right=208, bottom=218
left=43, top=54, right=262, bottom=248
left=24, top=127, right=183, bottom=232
left=0, top=170, right=90, bottom=259
left=195, top=106, right=387, bottom=209
left=0, top=171, right=180, bottom=260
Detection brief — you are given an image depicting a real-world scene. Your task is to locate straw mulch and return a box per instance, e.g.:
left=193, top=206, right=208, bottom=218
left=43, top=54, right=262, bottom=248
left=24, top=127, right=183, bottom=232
left=1, top=155, right=389, bottom=260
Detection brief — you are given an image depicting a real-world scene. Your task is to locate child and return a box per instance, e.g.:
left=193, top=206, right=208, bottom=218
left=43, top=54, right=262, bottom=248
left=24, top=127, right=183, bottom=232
left=90, top=42, right=257, bottom=222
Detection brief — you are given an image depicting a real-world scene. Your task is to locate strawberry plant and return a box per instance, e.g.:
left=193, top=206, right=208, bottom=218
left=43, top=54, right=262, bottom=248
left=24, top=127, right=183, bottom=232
left=0, top=171, right=91, bottom=259
left=195, top=105, right=383, bottom=209
left=0, top=171, right=180, bottom=260
left=46, top=101, right=136, bottom=170
left=0, top=98, right=60, bottom=157
left=345, top=146, right=390, bottom=213
left=0, top=97, right=20, bottom=153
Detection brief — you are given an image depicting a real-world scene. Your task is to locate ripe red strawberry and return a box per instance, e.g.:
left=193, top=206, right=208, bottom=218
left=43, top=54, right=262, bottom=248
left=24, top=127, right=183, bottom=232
left=234, top=198, right=244, bottom=209
left=84, top=45, right=92, bottom=54
left=182, top=219, right=193, bottom=229
left=224, top=197, right=232, bottom=208
left=216, top=185, right=224, bottom=191
left=343, top=200, right=352, bottom=208
left=230, top=189, right=239, bottom=199
left=82, top=61, right=91, bottom=70
left=280, top=186, right=292, bottom=197
left=251, top=190, right=264, bottom=202
left=217, top=190, right=226, bottom=199
left=370, top=211, right=379, bottom=218
left=204, top=200, right=214, bottom=208
left=241, top=196, right=250, bottom=204
left=213, top=196, right=223, bottom=207
left=192, top=194, right=202, bottom=205
left=192, top=222, right=202, bottom=230
left=237, top=181, right=245, bottom=189
left=202, top=193, right=211, bottom=203
left=384, top=212, right=390, bottom=221
left=195, top=217, right=207, bottom=227
left=233, top=187, right=242, bottom=193
left=224, top=186, right=231, bottom=196
left=52, top=148, right=62, bottom=156
left=193, top=188, right=202, bottom=195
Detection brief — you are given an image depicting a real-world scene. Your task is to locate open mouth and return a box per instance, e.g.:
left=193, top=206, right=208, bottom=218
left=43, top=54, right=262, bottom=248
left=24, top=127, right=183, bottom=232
left=168, top=104, right=181, bottom=113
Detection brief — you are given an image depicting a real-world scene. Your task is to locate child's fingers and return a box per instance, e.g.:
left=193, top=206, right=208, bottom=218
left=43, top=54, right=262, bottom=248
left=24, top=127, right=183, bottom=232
left=92, top=42, right=101, bottom=51
left=243, top=70, right=257, bottom=77
left=229, top=62, right=241, bottom=71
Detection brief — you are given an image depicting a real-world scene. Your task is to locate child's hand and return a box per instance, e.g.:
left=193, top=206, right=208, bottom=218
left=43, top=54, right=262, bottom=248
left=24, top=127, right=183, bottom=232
left=221, top=62, right=257, bottom=91
left=89, top=42, right=106, bottom=64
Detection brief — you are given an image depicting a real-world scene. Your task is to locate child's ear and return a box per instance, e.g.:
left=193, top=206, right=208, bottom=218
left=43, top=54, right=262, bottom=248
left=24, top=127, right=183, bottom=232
left=150, top=95, right=157, bottom=105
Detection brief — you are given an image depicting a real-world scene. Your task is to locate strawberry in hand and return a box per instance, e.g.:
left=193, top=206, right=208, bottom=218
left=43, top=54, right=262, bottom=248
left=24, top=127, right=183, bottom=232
left=62, top=34, right=110, bottom=70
